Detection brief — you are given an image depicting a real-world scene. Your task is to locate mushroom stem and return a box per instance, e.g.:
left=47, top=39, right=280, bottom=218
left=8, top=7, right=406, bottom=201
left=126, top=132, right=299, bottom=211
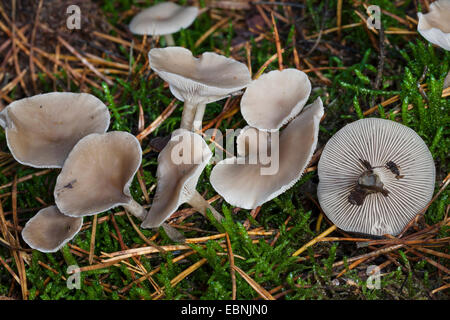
left=161, top=223, right=186, bottom=243
left=123, top=199, right=147, bottom=221
left=188, top=190, right=224, bottom=222
left=180, top=101, right=198, bottom=130
left=163, top=34, right=175, bottom=46
left=192, top=103, right=206, bottom=132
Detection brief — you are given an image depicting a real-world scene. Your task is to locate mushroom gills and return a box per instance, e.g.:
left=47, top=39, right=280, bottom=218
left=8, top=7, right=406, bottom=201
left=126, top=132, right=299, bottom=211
left=348, top=159, right=389, bottom=206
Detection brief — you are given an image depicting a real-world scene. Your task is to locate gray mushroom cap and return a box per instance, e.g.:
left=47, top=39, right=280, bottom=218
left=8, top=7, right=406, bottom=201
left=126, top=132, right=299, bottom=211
left=129, top=2, right=198, bottom=36
left=210, top=98, right=324, bottom=209
left=141, top=129, right=212, bottom=228
left=0, top=92, right=110, bottom=168
left=240, top=69, right=311, bottom=131
left=417, top=0, right=450, bottom=50
left=21, top=206, right=83, bottom=253
left=54, top=131, right=143, bottom=218
left=317, top=118, right=436, bottom=236
left=149, top=47, right=251, bottom=105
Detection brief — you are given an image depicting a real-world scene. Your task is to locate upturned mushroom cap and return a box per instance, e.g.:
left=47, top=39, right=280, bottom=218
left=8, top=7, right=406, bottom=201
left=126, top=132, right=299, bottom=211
left=0, top=92, right=110, bottom=168
left=417, top=0, right=450, bottom=50
left=54, top=131, right=142, bottom=217
left=141, top=129, right=212, bottom=228
left=22, top=206, right=83, bottom=253
left=129, top=2, right=198, bottom=36
left=240, top=69, right=312, bottom=131
left=317, top=118, right=436, bottom=236
left=149, top=47, right=251, bottom=104
left=210, top=97, right=324, bottom=209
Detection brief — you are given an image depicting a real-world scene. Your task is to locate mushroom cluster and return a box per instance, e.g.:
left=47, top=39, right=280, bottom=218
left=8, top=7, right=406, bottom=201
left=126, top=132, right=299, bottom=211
left=141, top=47, right=252, bottom=230
left=210, top=69, right=323, bottom=209
left=2, top=1, right=440, bottom=255
left=144, top=56, right=325, bottom=228
left=1, top=92, right=148, bottom=252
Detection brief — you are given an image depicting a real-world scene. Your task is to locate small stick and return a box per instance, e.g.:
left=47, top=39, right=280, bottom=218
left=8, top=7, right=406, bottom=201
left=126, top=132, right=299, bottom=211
left=57, top=36, right=113, bottom=86
left=88, top=215, right=98, bottom=265
left=226, top=233, right=237, bottom=300
left=233, top=265, right=275, bottom=300
left=271, top=13, right=283, bottom=70
left=292, top=225, right=337, bottom=257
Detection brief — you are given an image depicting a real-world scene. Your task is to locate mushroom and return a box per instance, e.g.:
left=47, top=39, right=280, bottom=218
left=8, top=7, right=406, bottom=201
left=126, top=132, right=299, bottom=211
left=317, top=118, right=436, bottom=236
left=149, top=47, right=251, bottom=131
left=210, top=97, right=324, bottom=209
left=141, top=129, right=223, bottom=229
left=22, top=206, right=83, bottom=253
left=129, top=2, right=198, bottom=46
left=417, top=0, right=450, bottom=50
left=54, top=131, right=146, bottom=220
left=240, top=69, right=311, bottom=131
left=0, top=92, right=110, bottom=168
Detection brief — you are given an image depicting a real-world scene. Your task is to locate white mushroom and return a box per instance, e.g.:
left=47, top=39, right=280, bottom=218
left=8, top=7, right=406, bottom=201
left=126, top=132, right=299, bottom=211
left=54, top=131, right=146, bottom=220
left=129, top=2, right=198, bottom=46
left=22, top=206, right=83, bottom=253
left=149, top=47, right=251, bottom=131
left=417, top=0, right=450, bottom=50
left=0, top=92, right=110, bottom=168
left=317, top=118, right=436, bottom=236
left=240, top=69, right=311, bottom=131
left=210, top=98, right=324, bottom=209
left=141, top=129, right=223, bottom=229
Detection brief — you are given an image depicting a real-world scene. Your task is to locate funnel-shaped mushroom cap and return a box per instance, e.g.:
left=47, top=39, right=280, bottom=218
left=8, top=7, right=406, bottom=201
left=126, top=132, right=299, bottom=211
left=241, top=69, right=312, bottom=131
left=22, top=206, right=83, bottom=253
left=210, top=98, right=324, bottom=209
left=317, top=118, right=436, bottom=236
left=149, top=47, right=251, bottom=104
left=129, top=2, right=198, bottom=36
left=54, top=131, right=142, bottom=217
left=0, top=92, right=110, bottom=168
left=141, top=129, right=212, bottom=228
left=417, top=0, right=450, bottom=50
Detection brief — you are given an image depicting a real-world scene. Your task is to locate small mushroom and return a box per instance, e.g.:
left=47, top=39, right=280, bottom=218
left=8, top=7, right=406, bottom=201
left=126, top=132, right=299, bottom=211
left=149, top=47, right=251, bottom=131
left=210, top=98, right=324, bottom=209
left=141, top=129, right=223, bottom=229
left=129, top=2, right=198, bottom=46
left=0, top=92, right=110, bottom=168
left=317, top=118, right=436, bottom=236
left=54, top=131, right=146, bottom=220
left=22, top=206, right=83, bottom=253
left=417, top=0, right=450, bottom=50
left=240, top=69, right=311, bottom=131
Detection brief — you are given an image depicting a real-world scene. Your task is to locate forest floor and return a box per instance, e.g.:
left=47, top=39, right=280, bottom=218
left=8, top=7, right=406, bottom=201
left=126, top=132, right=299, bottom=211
left=0, top=0, right=448, bottom=300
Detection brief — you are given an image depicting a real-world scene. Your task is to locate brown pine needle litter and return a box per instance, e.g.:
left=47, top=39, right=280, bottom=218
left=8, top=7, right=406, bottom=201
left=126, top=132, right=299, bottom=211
left=0, top=0, right=448, bottom=301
